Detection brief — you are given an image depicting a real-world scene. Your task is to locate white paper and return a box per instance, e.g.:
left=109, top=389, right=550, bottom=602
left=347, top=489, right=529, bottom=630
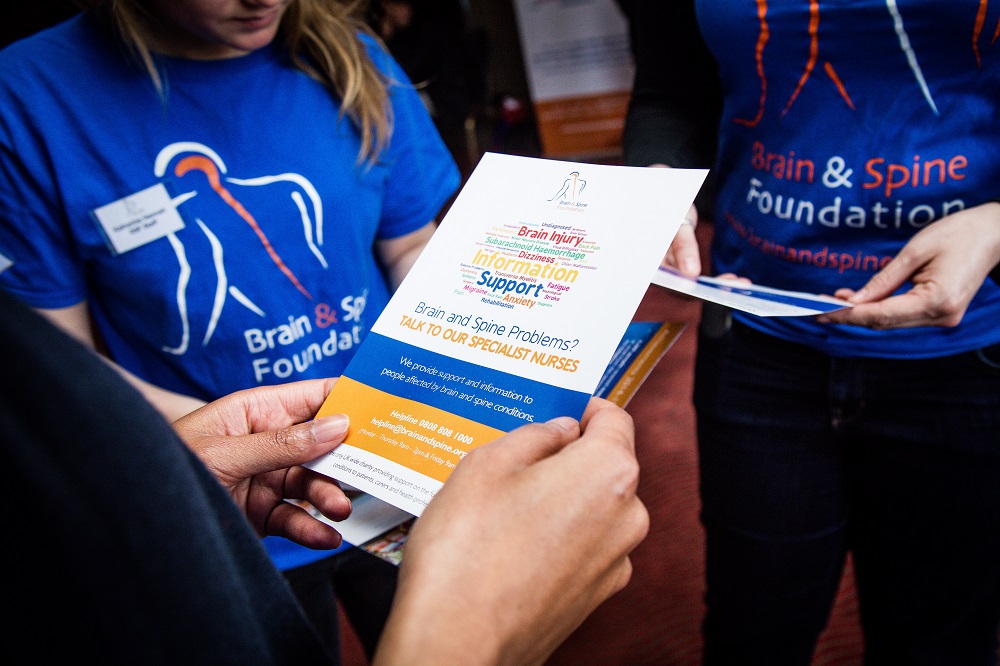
left=91, top=183, right=186, bottom=255
left=305, top=493, right=413, bottom=547
left=308, top=153, right=708, bottom=515
left=651, top=266, right=852, bottom=317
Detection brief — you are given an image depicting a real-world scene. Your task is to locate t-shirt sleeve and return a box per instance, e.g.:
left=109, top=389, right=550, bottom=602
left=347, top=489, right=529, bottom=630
left=363, top=35, right=461, bottom=240
left=0, top=202, right=88, bottom=309
left=0, top=43, right=88, bottom=309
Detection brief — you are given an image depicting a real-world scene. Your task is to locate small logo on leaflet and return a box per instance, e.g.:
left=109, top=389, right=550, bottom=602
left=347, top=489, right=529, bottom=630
left=548, top=171, right=588, bottom=212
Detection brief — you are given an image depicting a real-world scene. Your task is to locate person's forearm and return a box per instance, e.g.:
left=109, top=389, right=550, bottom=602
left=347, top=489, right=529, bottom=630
left=378, top=221, right=437, bottom=291
left=622, top=105, right=719, bottom=169
left=373, top=593, right=502, bottom=666
left=621, top=1, right=721, bottom=220
left=38, top=303, right=206, bottom=421
left=622, top=0, right=721, bottom=167
left=112, top=363, right=207, bottom=422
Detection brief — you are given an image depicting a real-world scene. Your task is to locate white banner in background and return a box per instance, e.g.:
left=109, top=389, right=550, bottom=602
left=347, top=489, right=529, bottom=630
left=512, top=0, right=634, bottom=159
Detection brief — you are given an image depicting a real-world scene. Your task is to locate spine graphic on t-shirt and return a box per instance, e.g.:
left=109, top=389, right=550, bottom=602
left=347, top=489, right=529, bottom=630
left=151, top=141, right=330, bottom=355
left=733, top=0, right=858, bottom=125
left=734, top=0, right=995, bottom=126
left=972, top=0, right=1000, bottom=67
left=174, top=155, right=313, bottom=300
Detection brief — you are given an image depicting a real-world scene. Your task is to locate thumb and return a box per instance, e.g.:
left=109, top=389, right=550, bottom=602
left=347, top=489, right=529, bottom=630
left=846, top=252, right=917, bottom=303
left=668, top=223, right=702, bottom=277
left=200, top=414, right=349, bottom=482
left=576, top=400, right=636, bottom=455
left=465, top=416, right=580, bottom=472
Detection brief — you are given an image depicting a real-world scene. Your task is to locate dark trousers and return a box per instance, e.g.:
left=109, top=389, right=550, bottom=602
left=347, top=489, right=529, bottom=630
left=694, top=317, right=1000, bottom=665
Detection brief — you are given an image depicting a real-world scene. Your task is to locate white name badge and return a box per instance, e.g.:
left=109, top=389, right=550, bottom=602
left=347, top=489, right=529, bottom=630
left=0, top=251, right=12, bottom=275
left=91, top=183, right=185, bottom=255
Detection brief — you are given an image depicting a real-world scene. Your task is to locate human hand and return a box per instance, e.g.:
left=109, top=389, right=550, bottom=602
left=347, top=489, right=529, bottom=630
left=172, top=378, right=352, bottom=549
left=665, top=203, right=701, bottom=276
left=374, top=398, right=649, bottom=666
left=817, top=202, right=1000, bottom=329
left=650, top=164, right=702, bottom=277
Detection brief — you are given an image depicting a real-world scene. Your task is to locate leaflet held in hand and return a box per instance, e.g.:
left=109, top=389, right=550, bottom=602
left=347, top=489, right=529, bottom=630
left=307, top=152, right=707, bottom=515
left=651, top=267, right=852, bottom=316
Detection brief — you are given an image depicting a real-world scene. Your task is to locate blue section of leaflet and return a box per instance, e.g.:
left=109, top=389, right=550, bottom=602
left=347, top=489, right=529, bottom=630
left=698, top=279, right=847, bottom=312
left=345, top=332, right=592, bottom=431
left=593, top=321, right=661, bottom=398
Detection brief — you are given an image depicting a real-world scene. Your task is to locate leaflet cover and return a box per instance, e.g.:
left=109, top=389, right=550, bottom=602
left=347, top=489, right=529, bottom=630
left=306, top=152, right=707, bottom=515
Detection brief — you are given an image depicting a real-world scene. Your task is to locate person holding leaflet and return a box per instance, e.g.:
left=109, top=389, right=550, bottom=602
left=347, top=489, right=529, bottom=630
left=622, top=1, right=1000, bottom=663
left=1, top=288, right=649, bottom=664
left=0, top=0, right=460, bottom=658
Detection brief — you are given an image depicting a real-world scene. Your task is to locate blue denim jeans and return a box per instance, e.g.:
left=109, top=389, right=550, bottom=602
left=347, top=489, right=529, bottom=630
left=694, top=316, right=1000, bottom=665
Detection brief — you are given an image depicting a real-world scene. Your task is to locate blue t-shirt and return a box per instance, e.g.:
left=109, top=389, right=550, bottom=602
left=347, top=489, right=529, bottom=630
left=0, top=13, right=459, bottom=569
left=695, top=0, right=1000, bottom=358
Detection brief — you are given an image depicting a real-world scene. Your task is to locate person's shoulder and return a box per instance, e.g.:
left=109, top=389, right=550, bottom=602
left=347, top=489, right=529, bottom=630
left=0, top=12, right=102, bottom=77
left=357, top=29, right=383, bottom=54
left=1, top=12, right=89, bottom=58
left=356, top=30, right=404, bottom=77
left=0, top=11, right=127, bottom=104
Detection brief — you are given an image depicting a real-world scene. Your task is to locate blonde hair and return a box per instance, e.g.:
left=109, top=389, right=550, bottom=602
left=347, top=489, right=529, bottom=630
left=86, top=0, right=391, bottom=162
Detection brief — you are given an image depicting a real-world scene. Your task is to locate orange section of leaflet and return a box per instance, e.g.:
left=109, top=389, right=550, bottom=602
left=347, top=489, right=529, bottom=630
left=318, top=377, right=505, bottom=483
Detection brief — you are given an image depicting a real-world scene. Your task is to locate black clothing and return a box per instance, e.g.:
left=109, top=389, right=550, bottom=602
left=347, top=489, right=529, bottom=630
left=0, top=289, right=336, bottom=664
left=620, top=0, right=721, bottom=220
